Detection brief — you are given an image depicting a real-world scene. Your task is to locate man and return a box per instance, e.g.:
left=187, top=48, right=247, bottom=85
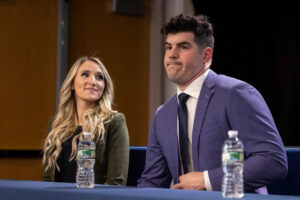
left=137, top=14, right=287, bottom=194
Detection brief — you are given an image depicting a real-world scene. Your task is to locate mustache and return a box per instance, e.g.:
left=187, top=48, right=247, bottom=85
left=167, top=61, right=182, bottom=66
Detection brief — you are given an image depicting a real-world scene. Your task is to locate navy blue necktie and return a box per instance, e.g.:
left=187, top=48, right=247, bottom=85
left=178, top=93, right=190, bottom=175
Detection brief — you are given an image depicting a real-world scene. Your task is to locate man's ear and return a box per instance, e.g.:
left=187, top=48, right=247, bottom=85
left=203, top=47, right=213, bottom=63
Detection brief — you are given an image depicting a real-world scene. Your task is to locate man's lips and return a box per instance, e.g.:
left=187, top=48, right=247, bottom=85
left=167, top=62, right=182, bottom=66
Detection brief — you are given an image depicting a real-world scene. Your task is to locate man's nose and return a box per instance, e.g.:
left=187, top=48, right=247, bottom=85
left=169, top=48, right=178, bottom=59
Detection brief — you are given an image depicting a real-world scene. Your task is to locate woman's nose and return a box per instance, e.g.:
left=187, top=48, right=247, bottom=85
left=88, top=75, right=96, bottom=85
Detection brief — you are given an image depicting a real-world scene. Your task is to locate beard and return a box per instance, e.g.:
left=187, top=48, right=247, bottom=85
left=166, top=69, right=185, bottom=85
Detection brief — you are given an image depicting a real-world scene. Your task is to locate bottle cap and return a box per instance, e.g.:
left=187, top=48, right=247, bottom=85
left=228, top=130, right=238, bottom=138
left=83, top=132, right=91, bottom=136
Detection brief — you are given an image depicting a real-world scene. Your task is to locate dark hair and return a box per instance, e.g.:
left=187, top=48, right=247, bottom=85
left=161, top=14, right=214, bottom=50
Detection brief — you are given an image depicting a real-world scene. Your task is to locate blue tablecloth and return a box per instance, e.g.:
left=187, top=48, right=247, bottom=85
left=0, top=179, right=299, bottom=200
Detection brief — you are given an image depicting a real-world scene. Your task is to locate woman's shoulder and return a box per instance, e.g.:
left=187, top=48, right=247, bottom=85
left=104, top=112, right=128, bottom=137
left=111, top=112, right=125, bottom=119
left=108, top=112, right=126, bottom=124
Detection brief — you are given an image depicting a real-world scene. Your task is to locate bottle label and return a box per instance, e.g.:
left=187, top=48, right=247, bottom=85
left=222, top=152, right=244, bottom=164
left=77, top=150, right=96, bottom=159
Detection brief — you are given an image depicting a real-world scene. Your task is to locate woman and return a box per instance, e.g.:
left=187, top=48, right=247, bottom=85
left=42, top=56, right=129, bottom=185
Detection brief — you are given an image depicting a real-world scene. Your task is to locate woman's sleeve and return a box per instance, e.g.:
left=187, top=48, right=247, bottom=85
left=42, top=164, right=54, bottom=182
left=104, top=113, right=130, bottom=185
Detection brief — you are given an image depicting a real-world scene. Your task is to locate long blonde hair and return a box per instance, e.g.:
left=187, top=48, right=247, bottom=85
left=43, top=56, right=116, bottom=171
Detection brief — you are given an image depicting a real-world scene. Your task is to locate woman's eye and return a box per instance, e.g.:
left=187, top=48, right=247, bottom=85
left=81, top=72, right=89, bottom=77
left=96, top=75, right=104, bottom=80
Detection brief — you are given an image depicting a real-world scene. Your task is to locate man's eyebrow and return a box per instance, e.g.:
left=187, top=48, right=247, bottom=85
left=165, top=41, right=191, bottom=46
left=177, top=41, right=192, bottom=46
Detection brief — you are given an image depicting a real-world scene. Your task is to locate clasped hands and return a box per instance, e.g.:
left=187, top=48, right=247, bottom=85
left=171, top=171, right=206, bottom=190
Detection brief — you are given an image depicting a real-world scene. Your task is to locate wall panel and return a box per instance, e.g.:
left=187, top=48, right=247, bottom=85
left=0, top=0, right=57, bottom=150
left=0, top=0, right=57, bottom=180
left=0, top=158, right=42, bottom=180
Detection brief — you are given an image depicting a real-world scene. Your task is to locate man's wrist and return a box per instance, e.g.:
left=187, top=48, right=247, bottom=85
left=204, top=170, right=213, bottom=191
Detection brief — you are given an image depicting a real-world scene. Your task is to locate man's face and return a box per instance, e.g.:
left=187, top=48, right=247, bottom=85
left=164, top=32, right=207, bottom=89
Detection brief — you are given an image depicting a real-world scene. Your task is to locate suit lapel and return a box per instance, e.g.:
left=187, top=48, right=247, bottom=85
left=192, top=70, right=217, bottom=171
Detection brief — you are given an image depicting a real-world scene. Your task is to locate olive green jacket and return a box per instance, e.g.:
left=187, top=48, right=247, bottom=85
left=42, top=112, right=129, bottom=185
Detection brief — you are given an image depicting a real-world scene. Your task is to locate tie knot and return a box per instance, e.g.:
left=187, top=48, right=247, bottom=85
left=179, top=93, right=190, bottom=104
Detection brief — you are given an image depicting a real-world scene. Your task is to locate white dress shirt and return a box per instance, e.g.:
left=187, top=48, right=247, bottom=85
left=177, top=69, right=212, bottom=191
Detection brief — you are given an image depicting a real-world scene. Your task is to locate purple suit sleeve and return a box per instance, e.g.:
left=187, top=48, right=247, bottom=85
left=208, top=82, right=288, bottom=192
left=137, top=107, right=172, bottom=188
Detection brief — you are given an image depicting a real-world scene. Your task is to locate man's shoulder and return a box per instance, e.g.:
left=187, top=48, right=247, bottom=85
left=216, top=74, right=247, bottom=87
left=209, top=70, right=254, bottom=91
left=154, top=95, right=177, bottom=116
left=210, top=70, right=264, bottom=107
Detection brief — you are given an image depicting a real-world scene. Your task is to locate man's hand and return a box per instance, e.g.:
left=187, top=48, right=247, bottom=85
left=171, top=172, right=206, bottom=190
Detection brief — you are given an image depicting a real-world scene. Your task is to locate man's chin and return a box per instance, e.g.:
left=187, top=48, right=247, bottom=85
left=168, top=76, right=182, bottom=85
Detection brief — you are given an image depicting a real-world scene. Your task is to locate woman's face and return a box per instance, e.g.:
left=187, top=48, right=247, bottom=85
left=72, top=60, right=105, bottom=105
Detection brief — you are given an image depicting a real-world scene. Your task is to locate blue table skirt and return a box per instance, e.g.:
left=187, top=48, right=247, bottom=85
left=0, top=179, right=299, bottom=200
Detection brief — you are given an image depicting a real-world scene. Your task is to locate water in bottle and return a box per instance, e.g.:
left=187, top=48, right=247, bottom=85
left=76, top=131, right=96, bottom=188
left=222, top=130, right=244, bottom=198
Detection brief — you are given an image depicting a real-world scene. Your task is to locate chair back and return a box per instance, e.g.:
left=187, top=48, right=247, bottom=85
left=267, top=148, right=300, bottom=196
left=126, top=146, right=147, bottom=186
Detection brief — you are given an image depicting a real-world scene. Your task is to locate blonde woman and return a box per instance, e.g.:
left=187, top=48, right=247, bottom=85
left=42, top=56, right=129, bottom=185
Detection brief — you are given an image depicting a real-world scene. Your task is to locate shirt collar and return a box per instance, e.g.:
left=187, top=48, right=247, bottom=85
left=177, top=69, right=210, bottom=99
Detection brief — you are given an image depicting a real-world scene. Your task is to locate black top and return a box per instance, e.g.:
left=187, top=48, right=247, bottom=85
left=55, top=126, right=82, bottom=183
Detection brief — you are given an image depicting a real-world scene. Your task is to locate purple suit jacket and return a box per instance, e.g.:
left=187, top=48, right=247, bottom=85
left=137, top=70, right=288, bottom=194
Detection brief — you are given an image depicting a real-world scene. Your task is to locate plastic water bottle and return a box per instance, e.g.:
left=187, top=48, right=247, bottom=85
left=222, top=130, right=244, bottom=198
left=76, top=132, right=96, bottom=188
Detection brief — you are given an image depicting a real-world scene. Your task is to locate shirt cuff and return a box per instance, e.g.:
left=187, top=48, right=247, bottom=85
left=204, top=170, right=212, bottom=191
